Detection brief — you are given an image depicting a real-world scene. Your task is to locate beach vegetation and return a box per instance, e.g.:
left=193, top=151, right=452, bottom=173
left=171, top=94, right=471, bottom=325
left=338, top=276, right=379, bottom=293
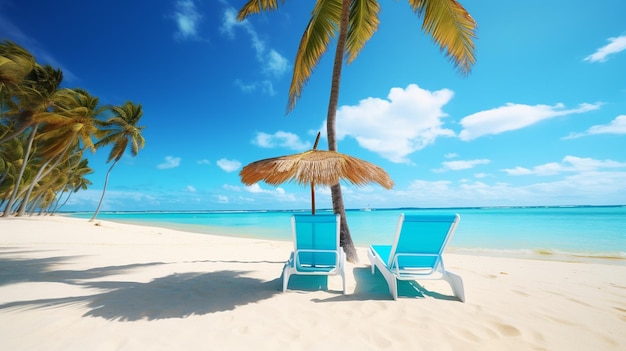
left=0, top=40, right=145, bottom=217
left=90, top=101, right=146, bottom=222
left=237, top=0, right=477, bottom=262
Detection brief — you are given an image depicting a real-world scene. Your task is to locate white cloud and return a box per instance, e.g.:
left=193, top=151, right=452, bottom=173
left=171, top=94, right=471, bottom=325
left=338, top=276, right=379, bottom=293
left=223, top=184, right=241, bottom=192
left=185, top=185, right=196, bottom=192
left=216, top=195, right=229, bottom=203
left=444, top=153, right=458, bottom=159
left=502, top=166, right=533, bottom=176
left=244, top=183, right=286, bottom=195
left=260, top=80, right=276, bottom=95
left=407, top=180, right=453, bottom=196
left=435, top=159, right=490, bottom=172
left=243, top=184, right=297, bottom=204
left=197, top=159, right=210, bottom=165
left=254, top=131, right=311, bottom=150
left=244, top=184, right=265, bottom=193
left=459, top=102, right=600, bottom=141
left=564, top=115, right=626, bottom=139
left=157, top=156, right=181, bottom=169
left=335, top=84, right=456, bottom=163
left=584, top=35, right=626, bottom=63
left=217, top=158, right=241, bottom=172
left=561, top=156, right=626, bottom=171
left=220, top=6, right=238, bottom=38
left=401, top=167, right=626, bottom=207
left=503, top=156, right=626, bottom=176
left=66, top=189, right=161, bottom=211
left=172, top=0, right=203, bottom=41
left=234, top=79, right=276, bottom=95
left=233, top=79, right=257, bottom=93
left=266, top=49, right=289, bottom=76
left=222, top=7, right=288, bottom=92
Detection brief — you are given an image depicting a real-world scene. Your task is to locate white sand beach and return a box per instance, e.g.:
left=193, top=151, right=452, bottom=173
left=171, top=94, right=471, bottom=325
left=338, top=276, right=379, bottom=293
left=1, top=216, right=625, bottom=351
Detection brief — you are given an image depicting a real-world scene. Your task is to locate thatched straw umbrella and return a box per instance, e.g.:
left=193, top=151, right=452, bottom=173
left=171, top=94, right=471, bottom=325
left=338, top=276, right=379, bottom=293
left=239, top=133, right=394, bottom=214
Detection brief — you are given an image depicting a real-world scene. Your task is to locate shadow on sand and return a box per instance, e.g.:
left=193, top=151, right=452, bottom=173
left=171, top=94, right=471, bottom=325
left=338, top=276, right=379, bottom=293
left=0, top=250, right=459, bottom=320
left=312, top=266, right=460, bottom=302
left=0, top=250, right=282, bottom=321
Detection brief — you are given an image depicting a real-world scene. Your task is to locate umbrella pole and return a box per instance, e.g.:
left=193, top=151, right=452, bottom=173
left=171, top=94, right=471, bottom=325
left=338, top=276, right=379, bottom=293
left=311, top=182, right=315, bottom=215
left=311, top=132, right=319, bottom=215
left=311, top=180, right=317, bottom=265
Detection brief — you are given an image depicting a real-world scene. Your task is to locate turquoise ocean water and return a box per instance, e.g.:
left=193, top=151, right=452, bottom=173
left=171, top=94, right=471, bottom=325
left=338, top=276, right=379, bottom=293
left=69, top=206, right=626, bottom=263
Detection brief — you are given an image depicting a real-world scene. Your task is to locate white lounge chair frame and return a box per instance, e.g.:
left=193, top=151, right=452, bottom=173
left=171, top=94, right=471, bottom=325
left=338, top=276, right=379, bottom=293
left=367, top=214, right=465, bottom=301
left=283, top=214, right=346, bottom=294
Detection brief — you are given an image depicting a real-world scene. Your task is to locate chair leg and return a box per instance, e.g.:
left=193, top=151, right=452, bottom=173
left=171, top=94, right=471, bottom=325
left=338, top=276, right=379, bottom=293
left=390, top=277, right=398, bottom=300
left=380, top=270, right=398, bottom=300
left=282, top=267, right=291, bottom=293
left=443, top=271, right=465, bottom=302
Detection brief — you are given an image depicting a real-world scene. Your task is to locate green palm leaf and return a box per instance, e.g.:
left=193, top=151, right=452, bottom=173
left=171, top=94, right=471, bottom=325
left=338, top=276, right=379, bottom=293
left=410, top=0, right=476, bottom=74
left=345, top=0, right=380, bottom=63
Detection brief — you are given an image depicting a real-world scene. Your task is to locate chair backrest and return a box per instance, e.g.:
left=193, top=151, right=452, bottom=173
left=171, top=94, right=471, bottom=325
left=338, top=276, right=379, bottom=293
left=388, top=214, right=460, bottom=269
left=291, top=214, right=340, bottom=266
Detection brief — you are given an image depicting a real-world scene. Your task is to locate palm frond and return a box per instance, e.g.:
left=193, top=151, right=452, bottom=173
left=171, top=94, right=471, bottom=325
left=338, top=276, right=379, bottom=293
left=108, top=139, right=128, bottom=163
left=409, top=0, right=477, bottom=74
left=237, top=0, right=284, bottom=21
left=288, top=0, right=342, bottom=112
left=0, top=40, right=35, bottom=85
left=345, top=0, right=380, bottom=63
left=97, top=101, right=145, bottom=163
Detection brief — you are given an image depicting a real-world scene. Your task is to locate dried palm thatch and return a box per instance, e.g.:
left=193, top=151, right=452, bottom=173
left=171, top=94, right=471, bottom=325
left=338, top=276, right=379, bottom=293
left=239, top=136, right=394, bottom=214
left=240, top=149, right=394, bottom=189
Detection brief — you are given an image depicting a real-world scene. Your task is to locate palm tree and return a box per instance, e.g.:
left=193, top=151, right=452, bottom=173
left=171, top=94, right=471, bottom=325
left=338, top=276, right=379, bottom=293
left=0, top=135, right=25, bottom=210
left=2, top=64, right=65, bottom=217
left=52, top=158, right=93, bottom=214
left=0, top=40, right=35, bottom=108
left=90, top=101, right=145, bottom=222
left=13, top=87, right=103, bottom=216
left=0, top=64, right=64, bottom=146
left=238, top=0, right=477, bottom=262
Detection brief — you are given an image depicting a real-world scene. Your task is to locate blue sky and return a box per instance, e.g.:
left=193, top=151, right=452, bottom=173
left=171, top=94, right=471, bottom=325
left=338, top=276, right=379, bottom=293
left=1, top=0, right=625, bottom=211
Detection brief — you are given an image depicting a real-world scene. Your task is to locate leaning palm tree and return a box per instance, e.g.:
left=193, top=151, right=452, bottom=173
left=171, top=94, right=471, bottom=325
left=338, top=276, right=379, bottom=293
left=238, top=0, right=477, bottom=262
left=14, top=87, right=103, bottom=216
left=0, top=135, right=25, bottom=208
left=90, top=101, right=145, bottom=222
left=1, top=65, right=65, bottom=217
left=52, top=158, right=93, bottom=214
left=0, top=64, right=63, bottom=146
left=0, top=40, right=35, bottom=104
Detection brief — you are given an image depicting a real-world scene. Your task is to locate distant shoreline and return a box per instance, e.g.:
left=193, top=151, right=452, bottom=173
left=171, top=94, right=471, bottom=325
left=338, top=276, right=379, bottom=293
left=60, top=203, right=626, bottom=215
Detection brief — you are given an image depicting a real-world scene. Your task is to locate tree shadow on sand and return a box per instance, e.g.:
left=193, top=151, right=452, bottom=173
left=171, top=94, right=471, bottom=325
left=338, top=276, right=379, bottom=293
left=0, top=248, right=167, bottom=286
left=83, top=271, right=282, bottom=320
left=0, top=269, right=282, bottom=320
left=0, top=251, right=283, bottom=320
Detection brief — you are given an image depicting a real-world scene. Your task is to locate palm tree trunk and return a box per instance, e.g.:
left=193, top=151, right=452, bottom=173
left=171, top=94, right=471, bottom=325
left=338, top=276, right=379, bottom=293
left=50, top=188, right=63, bottom=214
left=16, top=133, right=79, bottom=217
left=0, top=111, right=34, bottom=145
left=90, top=158, right=119, bottom=222
left=2, top=124, right=38, bottom=217
left=325, top=0, right=358, bottom=263
left=15, top=156, right=53, bottom=216
left=55, top=189, right=74, bottom=214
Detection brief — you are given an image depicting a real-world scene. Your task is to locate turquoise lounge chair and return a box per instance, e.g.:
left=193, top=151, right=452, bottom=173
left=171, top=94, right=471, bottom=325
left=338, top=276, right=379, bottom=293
left=367, top=214, right=465, bottom=301
left=283, top=214, right=346, bottom=294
